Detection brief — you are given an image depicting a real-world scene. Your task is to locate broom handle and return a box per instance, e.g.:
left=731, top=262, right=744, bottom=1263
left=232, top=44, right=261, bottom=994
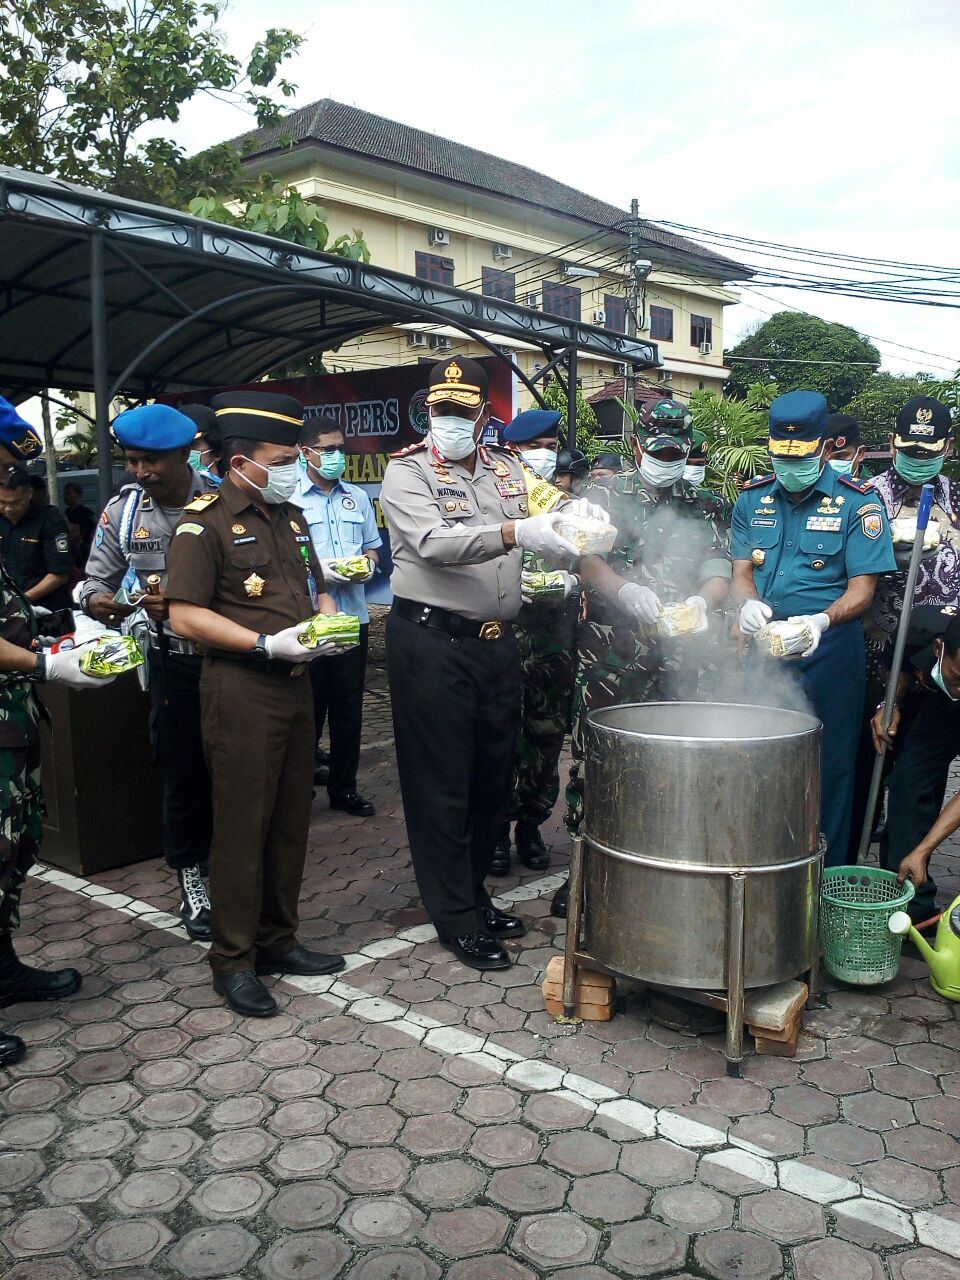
left=856, top=482, right=935, bottom=863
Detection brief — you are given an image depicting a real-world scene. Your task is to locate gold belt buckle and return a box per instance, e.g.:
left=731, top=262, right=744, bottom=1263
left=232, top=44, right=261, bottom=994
left=478, top=621, right=503, bottom=641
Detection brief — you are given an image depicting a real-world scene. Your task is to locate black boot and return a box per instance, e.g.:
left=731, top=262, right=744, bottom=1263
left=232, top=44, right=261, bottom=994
left=489, top=821, right=511, bottom=877
left=515, top=820, right=550, bottom=871
left=0, top=1031, right=25, bottom=1066
left=178, top=866, right=212, bottom=942
left=0, top=934, right=82, bottom=1008
left=550, top=880, right=569, bottom=919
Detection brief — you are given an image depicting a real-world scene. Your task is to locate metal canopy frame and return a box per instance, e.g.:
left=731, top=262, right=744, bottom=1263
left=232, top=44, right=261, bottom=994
left=0, top=167, right=659, bottom=502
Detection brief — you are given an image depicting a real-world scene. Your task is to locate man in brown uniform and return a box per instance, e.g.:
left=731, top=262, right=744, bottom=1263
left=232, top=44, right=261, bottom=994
left=166, top=390, right=349, bottom=1017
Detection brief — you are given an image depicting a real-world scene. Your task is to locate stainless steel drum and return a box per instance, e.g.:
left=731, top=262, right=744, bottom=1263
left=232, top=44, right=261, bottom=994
left=583, top=702, right=822, bottom=990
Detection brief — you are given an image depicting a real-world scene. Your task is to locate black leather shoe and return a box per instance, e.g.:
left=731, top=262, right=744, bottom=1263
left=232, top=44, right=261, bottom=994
left=483, top=906, right=526, bottom=939
left=314, top=764, right=330, bottom=786
left=490, top=822, right=511, bottom=877
left=0, top=1031, right=25, bottom=1066
left=255, top=944, right=346, bottom=978
left=551, top=881, right=569, bottom=919
left=439, top=932, right=511, bottom=971
left=213, top=972, right=278, bottom=1018
left=315, top=746, right=330, bottom=766
left=0, top=941, right=82, bottom=1008
left=515, top=820, right=550, bottom=871
left=329, top=791, right=375, bottom=817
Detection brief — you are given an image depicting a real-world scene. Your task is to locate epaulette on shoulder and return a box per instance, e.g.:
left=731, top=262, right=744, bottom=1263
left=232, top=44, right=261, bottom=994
left=183, top=492, right=219, bottom=513
left=389, top=441, right=427, bottom=459
left=838, top=475, right=870, bottom=493
left=742, top=473, right=775, bottom=490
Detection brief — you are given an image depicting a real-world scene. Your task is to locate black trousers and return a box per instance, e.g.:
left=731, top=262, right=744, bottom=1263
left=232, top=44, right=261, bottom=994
left=882, top=690, right=960, bottom=920
left=386, top=611, right=521, bottom=937
left=847, top=683, right=923, bottom=864
left=309, top=623, right=369, bottom=798
left=148, top=651, right=213, bottom=873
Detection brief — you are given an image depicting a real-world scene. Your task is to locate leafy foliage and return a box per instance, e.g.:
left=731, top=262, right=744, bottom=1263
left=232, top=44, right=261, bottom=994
left=690, top=383, right=775, bottom=502
left=839, top=372, right=935, bottom=446
left=725, top=311, right=880, bottom=410
left=541, top=378, right=604, bottom=457
left=189, top=177, right=370, bottom=259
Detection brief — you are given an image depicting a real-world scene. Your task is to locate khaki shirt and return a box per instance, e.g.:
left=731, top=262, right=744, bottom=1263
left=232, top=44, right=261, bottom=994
left=165, top=476, right=326, bottom=634
left=380, top=441, right=530, bottom=622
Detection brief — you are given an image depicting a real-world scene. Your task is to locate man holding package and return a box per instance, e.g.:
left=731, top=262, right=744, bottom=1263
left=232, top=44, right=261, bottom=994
left=166, top=390, right=351, bottom=1017
left=732, top=389, right=896, bottom=866
left=380, top=356, right=606, bottom=969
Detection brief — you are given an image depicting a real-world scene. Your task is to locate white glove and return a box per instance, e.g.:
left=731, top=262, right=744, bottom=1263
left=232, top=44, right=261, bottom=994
left=355, top=557, right=375, bottom=584
left=787, top=612, right=831, bottom=657
left=319, top=559, right=352, bottom=584
left=44, top=648, right=116, bottom=690
left=520, top=570, right=577, bottom=603
left=619, top=582, right=661, bottom=626
left=515, top=511, right=579, bottom=561
left=562, top=497, right=611, bottom=525
left=738, top=599, right=773, bottom=635
left=265, top=623, right=334, bottom=663
left=684, top=595, right=710, bottom=634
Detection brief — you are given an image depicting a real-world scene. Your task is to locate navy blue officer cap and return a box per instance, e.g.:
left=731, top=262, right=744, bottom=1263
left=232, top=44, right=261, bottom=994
left=0, top=397, right=42, bottom=461
left=113, top=403, right=196, bottom=451
left=768, top=390, right=829, bottom=458
left=825, top=412, right=861, bottom=448
left=503, top=408, right=562, bottom=444
left=894, top=396, right=951, bottom=457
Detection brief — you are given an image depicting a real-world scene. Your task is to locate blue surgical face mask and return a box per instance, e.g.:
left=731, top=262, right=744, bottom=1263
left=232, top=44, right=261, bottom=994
left=236, top=456, right=299, bottom=505
left=932, top=648, right=959, bottom=701
left=895, top=450, right=944, bottom=485
left=828, top=458, right=854, bottom=476
left=772, top=453, right=823, bottom=493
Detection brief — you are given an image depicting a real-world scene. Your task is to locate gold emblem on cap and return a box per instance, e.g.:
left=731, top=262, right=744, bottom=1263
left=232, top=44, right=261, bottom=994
left=232, top=523, right=246, bottom=535
left=751, top=549, right=765, bottom=566
left=445, top=360, right=463, bottom=383
left=243, top=571, right=265, bottom=598
left=917, top=407, right=934, bottom=425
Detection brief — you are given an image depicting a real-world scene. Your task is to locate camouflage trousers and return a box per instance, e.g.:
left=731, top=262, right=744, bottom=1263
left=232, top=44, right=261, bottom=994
left=509, top=611, right=577, bottom=827
left=0, top=735, right=42, bottom=935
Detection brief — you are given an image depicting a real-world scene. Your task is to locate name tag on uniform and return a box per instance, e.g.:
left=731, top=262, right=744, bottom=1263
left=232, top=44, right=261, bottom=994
left=294, top=535, right=310, bottom=544
left=233, top=535, right=257, bottom=545
left=806, top=516, right=842, bottom=532
left=751, top=518, right=777, bottom=527
left=437, top=486, right=468, bottom=500
left=496, top=479, right=525, bottom=498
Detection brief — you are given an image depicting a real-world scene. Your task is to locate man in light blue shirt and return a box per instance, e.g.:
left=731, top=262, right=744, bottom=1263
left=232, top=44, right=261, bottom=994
left=295, top=419, right=382, bottom=818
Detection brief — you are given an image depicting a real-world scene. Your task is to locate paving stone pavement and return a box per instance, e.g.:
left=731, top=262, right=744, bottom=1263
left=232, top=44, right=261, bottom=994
left=4, top=654, right=960, bottom=1277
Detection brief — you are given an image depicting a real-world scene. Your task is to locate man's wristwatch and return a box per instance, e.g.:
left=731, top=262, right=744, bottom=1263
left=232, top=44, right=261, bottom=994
left=250, top=633, right=268, bottom=662
left=28, top=650, right=47, bottom=683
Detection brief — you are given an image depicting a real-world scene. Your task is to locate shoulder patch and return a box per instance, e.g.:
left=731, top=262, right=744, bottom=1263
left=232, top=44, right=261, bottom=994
left=389, top=442, right=427, bottom=459
left=839, top=475, right=869, bottom=493
left=175, top=523, right=205, bottom=537
left=183, top=492, right=219, bottom=513
left=743, top=473, right=775, bottom=490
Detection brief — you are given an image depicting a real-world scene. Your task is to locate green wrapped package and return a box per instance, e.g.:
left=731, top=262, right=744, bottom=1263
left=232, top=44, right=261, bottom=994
left=297, top=612, right=361, bottom=650
left=78, top=634, right=145, bottom=677
left=523, top=570, right=567, bottom=599
left=330, top=556, right=373, bottom=581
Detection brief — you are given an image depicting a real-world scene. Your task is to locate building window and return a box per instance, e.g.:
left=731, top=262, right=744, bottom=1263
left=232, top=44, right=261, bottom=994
left=649, top=305, right=673, bottom=341
left=691, top=314, right=713, bottom=348
left=542, top=281, right=581, bottom=321
left=603, top=295, right=627, bottom=332
left=482, top=267, right=516, bottom=301
left=415, top=252, right=454, bottom=286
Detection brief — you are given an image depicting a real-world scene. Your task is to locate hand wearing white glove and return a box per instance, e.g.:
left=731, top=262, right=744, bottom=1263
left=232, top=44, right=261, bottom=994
left=318, top=559, right=352, bottom=584
left=684, top=595, right=710, bottom=634
left=619, top=582, right=661, bottom=626
left=43, top=648, right=116, bottom=690
left=738, top=599, right=773, bottom=635
left=787, top=612, right=831, bottom=657
left=355, top=557, right=375, bottom=584
left=265, top=623, right=334, bottom=663
left=520, top=570, right=578, bottom=604
left=514, top=511, right=579, bottom=561
left=562, top=497, right=611, bottom=525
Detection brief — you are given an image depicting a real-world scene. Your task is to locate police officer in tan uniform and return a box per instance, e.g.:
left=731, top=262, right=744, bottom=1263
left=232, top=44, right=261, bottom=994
left=166, top=390, right=350, bottom=1017
left=380, top=357, right=597, bottom=970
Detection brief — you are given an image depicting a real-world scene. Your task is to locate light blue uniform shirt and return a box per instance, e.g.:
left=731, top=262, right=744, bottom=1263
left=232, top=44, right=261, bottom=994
left=294, top=473, right=382, bottom=623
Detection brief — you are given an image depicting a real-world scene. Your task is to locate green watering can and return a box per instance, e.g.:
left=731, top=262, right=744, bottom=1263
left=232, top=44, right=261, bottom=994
left=888, top=894, right=960, bottom=1001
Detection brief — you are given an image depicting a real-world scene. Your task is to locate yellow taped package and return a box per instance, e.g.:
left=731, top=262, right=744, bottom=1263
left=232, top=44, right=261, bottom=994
left=523, top=570, right=567, bottom=598
left=330, top=556, right=372, bottom=581
left=78, top=635, right=145, bottom=677
left=755, top=620, right=813, bottom=659
left=658, top=599, right=707, bottom=637
left=555, top=517, right=617, bottom=555
left=297, top=612, right=361, bottom=649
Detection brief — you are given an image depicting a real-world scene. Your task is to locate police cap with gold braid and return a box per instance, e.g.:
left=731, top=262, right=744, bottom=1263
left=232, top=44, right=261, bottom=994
left=211, top=390, right=304, bottom=445
left=425, top=356, right=488, bottom=409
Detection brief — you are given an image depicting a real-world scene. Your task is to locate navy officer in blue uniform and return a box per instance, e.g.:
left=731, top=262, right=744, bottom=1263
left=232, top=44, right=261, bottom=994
left=732, top=390, right=896, bottom=866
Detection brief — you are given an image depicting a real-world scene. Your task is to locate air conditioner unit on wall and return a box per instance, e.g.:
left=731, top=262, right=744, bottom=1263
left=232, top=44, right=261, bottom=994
left=407, top=333, right=427, bottom=348
left=592, top=308, right=606, bottom=325
left=428, top=227, right=450, bottom=246
left=493, top=243, right=512, bottom=261
left=430, top=335, right=452, bottom=351
left=699, top=341, right=713, bottom=355
left=658, top=370, right=673, bottom=383
left=526, top=293, right=541, bottom=309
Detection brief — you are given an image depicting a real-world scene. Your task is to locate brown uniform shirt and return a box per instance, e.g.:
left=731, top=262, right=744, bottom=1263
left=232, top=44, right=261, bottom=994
left=165, top=476, right=326, bottom=634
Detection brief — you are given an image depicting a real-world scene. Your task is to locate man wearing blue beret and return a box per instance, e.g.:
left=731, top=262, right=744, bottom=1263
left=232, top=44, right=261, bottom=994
left=495, top=408, right=579, bottom=874
left=80, top=403, right=220, bottom=940
left=732, top=389, right=896, bottom=865
left=0, top=398, right=43, bottom=470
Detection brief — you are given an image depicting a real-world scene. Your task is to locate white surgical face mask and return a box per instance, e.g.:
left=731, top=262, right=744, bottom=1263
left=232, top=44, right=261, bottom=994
left=237, top=456, right=299, bottom=505
left=640, top=453, right=688, bottom=489
left=683, top=464, right=706, bottom=486
left=430, top=414, right=479, bottom=461
left=521, top=447, right=557, bottom=481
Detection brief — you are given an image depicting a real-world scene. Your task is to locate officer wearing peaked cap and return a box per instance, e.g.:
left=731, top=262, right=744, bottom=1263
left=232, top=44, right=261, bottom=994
left=81, top=402, right=219, bottom=941
left=166, top=390, right=349, bottom=1017
left=732, top=389, right=896, bottom=866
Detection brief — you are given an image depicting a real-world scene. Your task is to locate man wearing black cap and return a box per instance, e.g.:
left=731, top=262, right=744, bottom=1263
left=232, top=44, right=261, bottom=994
left=81, top=403, right=220, bottom=941
left=824, top=413, right=866, bottom=480
left=380, top=357, right=597, bottom=969
left=166, top=391, right=349, bottom=1016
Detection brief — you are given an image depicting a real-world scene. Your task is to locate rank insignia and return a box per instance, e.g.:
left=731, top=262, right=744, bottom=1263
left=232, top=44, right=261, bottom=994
left=751, top=549, right=765, bottom=565
left=862, top=512, right=883, bottom=539
left=812, top=560, right=825, bottom=570
left=134, top=526, right=151, bottom=540
left=100, top=511, right=110, bottom=526
left=492, top=459, right=511, bottom=478
left=231, top=523, right=246, bottom=535
left=444, top=501, right=457, bottom=512
left=289, top=520, right=302, bottom=534
left=459, top=502, right=470, bottom=511
left=243, top=571, right=266, bottom=598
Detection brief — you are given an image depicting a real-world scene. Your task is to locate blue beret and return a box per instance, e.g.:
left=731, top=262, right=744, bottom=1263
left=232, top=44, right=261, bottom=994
left=0, top=397, right=42, bottom=460
left=768, top=390, right=828, bottom=458
left=112, top=403, right=196, bottom=451
left=503, top=409, right=562, bottom=444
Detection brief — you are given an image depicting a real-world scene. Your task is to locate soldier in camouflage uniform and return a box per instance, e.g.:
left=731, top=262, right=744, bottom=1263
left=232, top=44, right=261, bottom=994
left=552, top=401, right=732, bottom=916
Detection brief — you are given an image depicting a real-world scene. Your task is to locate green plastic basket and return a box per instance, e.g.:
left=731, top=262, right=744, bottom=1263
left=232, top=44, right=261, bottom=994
left=820, top=867, right=915, bottom=986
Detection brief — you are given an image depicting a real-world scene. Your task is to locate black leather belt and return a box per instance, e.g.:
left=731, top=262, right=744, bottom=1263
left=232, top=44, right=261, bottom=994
left=392, top=597, right=509, bottom=641
left=206, top=650, right=305, bottom=677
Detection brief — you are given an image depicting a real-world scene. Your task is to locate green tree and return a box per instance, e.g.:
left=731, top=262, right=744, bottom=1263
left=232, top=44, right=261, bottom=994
left=840, top=372, right=933, bottom=446
left=0, top=1, right=302, bottom=206
left=725, top=311, right=880, bottom=410
left=541, top=378, right=605, bottom=458
left=690, top=383, right=774, bottom=503
left=189, top=177, right=370, bottom=259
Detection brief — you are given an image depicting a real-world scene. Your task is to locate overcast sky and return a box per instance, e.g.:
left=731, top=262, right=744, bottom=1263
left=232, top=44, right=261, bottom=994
left=165, top=0, right=960, bottom=378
